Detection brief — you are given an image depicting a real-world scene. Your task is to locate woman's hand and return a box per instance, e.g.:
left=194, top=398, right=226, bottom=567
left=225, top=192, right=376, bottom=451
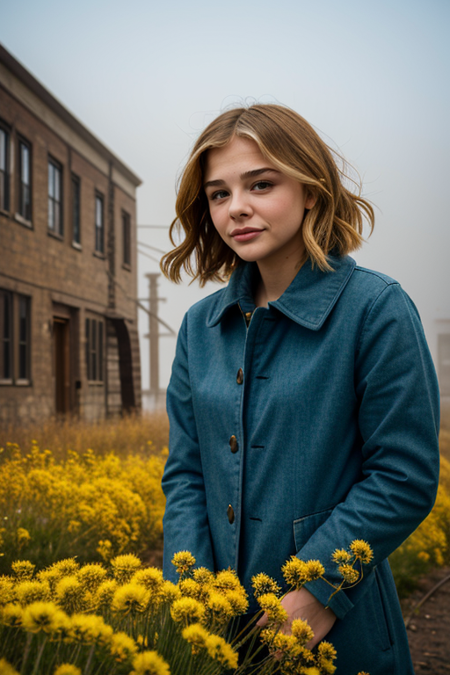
left=257, top=586, right=336, bottom=650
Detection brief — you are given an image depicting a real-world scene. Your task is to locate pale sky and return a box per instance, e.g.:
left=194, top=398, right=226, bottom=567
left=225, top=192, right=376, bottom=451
left=1, top=0, right=449, bottom=390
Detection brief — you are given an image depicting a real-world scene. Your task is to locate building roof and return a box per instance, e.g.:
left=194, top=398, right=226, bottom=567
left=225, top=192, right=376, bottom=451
left=0, top=44, right=142, bottom=187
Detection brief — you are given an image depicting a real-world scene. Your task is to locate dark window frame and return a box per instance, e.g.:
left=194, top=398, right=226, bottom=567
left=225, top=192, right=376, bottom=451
left=0, top=121, right=10, bottom=212
left=94, top=192, right=104, bottom=254
left=85, top=316, right=104, bottom=383
left=17, top=136, right=32, bottom=222
left=122, top=210, right=131, bottom=267
left=0, top=289, right=13, bottom=382
left=18, top=295, right=31, bottom=381
left=0, top=289, right=31, bottom=385
left=48, top=156, right=63, bottom=237
left=71, top=174, right=81, bottom=246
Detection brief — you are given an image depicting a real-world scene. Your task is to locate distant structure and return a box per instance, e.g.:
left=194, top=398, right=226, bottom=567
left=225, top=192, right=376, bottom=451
left=0, top=45, right=142, bottom=423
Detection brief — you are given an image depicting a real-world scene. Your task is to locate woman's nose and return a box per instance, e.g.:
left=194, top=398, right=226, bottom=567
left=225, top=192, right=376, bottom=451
left=229, top=191, right=252, bottom=220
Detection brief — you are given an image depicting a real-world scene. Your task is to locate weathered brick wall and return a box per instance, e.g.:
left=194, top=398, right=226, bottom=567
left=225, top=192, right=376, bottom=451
left=0, top=73, right=141, bottom=424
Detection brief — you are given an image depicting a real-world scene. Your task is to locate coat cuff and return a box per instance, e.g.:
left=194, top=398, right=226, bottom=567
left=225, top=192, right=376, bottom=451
left=304, top=577, right=354, bottom=620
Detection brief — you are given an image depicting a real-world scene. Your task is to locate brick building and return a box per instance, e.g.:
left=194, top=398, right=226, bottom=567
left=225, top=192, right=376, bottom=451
left=0, top=45, right=142, bottom=423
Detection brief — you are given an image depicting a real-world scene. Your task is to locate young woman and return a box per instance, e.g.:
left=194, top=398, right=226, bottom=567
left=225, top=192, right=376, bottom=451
left=160, top=104, right=440, bottom=674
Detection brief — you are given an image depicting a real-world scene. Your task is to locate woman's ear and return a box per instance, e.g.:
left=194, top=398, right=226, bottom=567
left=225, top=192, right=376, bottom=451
left=305, top=190, right=318, bottom=210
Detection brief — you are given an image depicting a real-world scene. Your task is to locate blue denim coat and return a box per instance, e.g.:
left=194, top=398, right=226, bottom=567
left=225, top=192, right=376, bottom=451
left=162, top=255, right=440, bottom=674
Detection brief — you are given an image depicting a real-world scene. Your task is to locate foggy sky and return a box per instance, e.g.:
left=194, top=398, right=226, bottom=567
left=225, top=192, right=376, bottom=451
left=1, top=0, right=449, bottom=390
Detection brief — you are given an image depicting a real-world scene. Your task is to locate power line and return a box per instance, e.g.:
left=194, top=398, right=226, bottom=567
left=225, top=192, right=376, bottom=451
left=137, top=248, right=161, bottom=265
left=137, top=225, right=170, bottom=229
left=137, top=241, right=167, bottom=255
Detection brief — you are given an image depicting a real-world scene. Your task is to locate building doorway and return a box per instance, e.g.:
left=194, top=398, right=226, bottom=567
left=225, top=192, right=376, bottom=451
left=53, top=317, right=70, bottom=413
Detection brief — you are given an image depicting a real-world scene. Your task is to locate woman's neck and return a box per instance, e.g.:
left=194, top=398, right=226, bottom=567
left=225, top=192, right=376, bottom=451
left=254, top=254, right=305, bottom=308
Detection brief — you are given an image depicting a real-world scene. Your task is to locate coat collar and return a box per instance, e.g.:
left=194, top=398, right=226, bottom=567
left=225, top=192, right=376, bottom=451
left=206, top=255, right=356, bottom=331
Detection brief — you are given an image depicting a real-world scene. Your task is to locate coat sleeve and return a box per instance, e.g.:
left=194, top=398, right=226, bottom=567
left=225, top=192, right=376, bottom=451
left=297, top=283, right=440, bottom=619
left=161, top=312, right=215, bottom=582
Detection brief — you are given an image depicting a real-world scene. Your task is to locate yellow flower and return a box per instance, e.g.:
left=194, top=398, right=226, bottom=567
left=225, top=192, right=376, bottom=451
left=0, top=578, right=16, bottom=606
left=182, top=622, right=210, bottom=654
left=111, top=554, right=142, bottom=583
left=53, top=665, right=82, bottom=675
left=1, top=603, right=23, bottom=628
left=338, top=564, right=360, bottom=585
left=193, top=567, right=214, bottom=586
left=49, top=559, right=80, bottom=576
left=49, top=610, right=72, bottom=641
left=259, top=627, right=276, bottom=644
left=251, top=573, right=281, bottom=598
left=179, top=578, right=202, bottom=600
left=317, top=641, right=337, bottom=660
left=224, top=589, right=249, bottom=615
left=257, top=593, right=288, bottom=625
left=70, top=613, right=113, bottom=645
left=0, top=658, right=20, bottom=675
left=111, top=583, right=149, bottom=615
left=207, top=592, right=233, bottom=624
left=11, top=560, right=35, bottom=581
left=205, top=634, right=238, bottom=669
left=94, top=579, right=118, bottom=608
left=212, top=569, right=241, bottom=593
left=97, top=540, right=113, bottom=562
left=302, top=669, right=321, bottom=675
left=15, top=580, right=50, bottom=606
left=282, top=557, right=309, bottom=589
left=272, top=632, right=301, bottom=656
left=109, top=631, right=138, bottom=662
left=291, top=618, right=314, bottom=645
left=331, top=549, right=351, bottom=564
left=171, top=551, right=196, bottom=576
left=159, top=580, right=180, bottom=604
left=55, top=576, right=85, bottom=613
left=130, top=650, right=170, bottom=675
left=132, top=567, right=164, bottom=593
left=170, top=597, right=206, bottom=625
left=349, top=540, right=373, bottom=565
left=22, top=601, right=59, bottom=633
left=77, top=563, right=107, bottom=591
left=16, top=528, right=31, bottom=547
left=304, top=561, right=325, bottom=581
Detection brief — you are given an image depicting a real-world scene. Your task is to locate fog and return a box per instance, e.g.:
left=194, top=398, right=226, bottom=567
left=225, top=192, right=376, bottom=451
left=1, top=0, right=449, bottom=391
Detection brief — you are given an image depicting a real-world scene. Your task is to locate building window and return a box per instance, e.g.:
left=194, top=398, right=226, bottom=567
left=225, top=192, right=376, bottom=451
left=85, top=317, right=104, bottom=382
left=48, top=159, right=63, bottom=235
left=18, top=138, right=31, bottom=221
left=72, top=174, right=81, bottom=244
left=0, top=290, right=31, bottom=384
left=0, top=290, right=12, bottom=381
left=95, top=193, right=104, bottom=254
left=0, top=124, right=10, bottom=211
left=18, top=296, right=30, bottom=380
left=122, top=210, right=131, bottom=266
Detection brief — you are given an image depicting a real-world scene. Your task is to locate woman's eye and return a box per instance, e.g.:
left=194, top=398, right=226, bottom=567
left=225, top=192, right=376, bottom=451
left=252, top=181, right=272, bottom=191
left=211, top=190, right=228, bottom=200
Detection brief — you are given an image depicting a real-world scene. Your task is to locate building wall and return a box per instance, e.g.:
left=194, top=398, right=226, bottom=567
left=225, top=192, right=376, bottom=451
left=0, top=53, right=141, bottom=424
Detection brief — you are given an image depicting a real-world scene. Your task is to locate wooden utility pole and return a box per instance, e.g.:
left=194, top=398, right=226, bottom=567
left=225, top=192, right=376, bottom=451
left=144, top=273, right=165, bottom=394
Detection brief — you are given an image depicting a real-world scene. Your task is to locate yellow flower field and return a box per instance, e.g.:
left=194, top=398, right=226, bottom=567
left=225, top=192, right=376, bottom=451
left=0, top=438, right=166, bottom=571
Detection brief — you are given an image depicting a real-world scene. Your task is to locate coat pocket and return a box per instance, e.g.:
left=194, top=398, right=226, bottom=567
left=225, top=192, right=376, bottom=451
left=293, top=507, right=334, bottom=552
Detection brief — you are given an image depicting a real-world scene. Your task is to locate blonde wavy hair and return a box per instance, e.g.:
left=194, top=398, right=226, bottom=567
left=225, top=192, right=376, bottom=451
left=161, top=104, right=374, bottom=285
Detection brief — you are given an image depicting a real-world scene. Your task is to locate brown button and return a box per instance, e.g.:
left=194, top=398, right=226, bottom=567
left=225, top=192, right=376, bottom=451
left=229, top=435, right=238, bottom=453
left=236, top=368, right=244, bottom=385
left=227, top=504, right=235, bottom=524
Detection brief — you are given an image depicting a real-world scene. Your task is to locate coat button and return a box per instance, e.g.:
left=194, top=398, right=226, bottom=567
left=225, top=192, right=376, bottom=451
left=227, top=504, right=235, bottom=524
left=229, top=435, right=238, bottom=453
left=236, top=368, right=244, bottom=384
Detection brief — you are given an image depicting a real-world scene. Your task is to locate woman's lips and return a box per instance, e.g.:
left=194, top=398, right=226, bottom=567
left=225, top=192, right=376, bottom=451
left=231, top=228, right=263, bottom=242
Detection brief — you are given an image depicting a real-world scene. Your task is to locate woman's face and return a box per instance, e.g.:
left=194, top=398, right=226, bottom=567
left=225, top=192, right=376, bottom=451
left=204, top=136, right=315, bottom=270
